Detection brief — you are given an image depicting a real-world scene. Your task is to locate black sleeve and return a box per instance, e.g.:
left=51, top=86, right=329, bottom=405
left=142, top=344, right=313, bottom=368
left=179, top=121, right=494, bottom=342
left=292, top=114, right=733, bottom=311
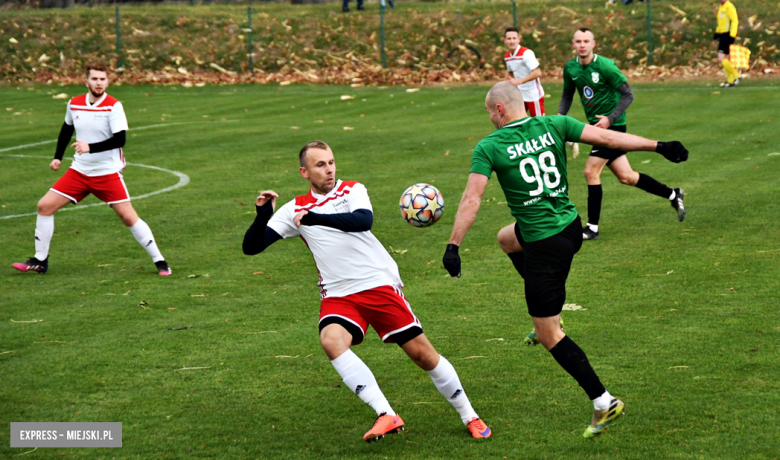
left=88, top=130, right=126, bottom=154
left=607, top=82, right=634, bottom=125
left=557, top=86, right=576, bottom=116
left=54, top=122, right=75, bottom=160
left=242, top=201, right=283, bottom=255
left=299, top=209, right=373, bottom=232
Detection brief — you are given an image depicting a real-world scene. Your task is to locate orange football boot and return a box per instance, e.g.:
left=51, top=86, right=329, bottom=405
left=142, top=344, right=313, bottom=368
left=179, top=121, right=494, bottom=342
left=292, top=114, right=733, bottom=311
left=363, top=412, right=404, bottom=442
left=466, top=417, right=492, bottom=439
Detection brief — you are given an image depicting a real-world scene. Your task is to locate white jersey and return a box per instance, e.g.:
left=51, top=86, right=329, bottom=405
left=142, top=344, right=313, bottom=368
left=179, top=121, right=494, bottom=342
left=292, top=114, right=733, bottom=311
left=64, top=93, right=129, bottom=177
left=267, top=179, right=403, bottom=299
left=504, top=46, right=545, bottom=101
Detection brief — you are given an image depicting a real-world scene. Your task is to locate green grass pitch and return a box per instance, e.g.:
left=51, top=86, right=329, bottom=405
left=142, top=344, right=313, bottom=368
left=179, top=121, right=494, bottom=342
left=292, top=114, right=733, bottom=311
left=1, top=81, right=779, bottom=459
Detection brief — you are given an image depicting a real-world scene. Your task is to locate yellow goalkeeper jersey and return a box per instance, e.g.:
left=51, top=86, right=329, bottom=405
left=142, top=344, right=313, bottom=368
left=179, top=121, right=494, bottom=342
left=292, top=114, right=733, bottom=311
left=716, top=1, right=739, bottom=37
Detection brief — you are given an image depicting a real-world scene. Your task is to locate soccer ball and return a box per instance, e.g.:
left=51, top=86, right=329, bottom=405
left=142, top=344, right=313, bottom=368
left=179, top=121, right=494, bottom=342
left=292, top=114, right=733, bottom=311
left=399, top=183, right=444, bottom=227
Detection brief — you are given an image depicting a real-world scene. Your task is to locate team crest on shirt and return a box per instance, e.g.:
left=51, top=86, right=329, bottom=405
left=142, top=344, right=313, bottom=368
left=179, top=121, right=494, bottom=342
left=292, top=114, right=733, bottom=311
left=583, top=86, right=595, bottom=100
left=591, top=72, right=600, bottom=83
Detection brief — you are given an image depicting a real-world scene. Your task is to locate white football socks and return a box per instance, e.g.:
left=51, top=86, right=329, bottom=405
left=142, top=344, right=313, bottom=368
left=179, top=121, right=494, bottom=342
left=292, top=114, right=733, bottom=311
left=427, top=355, right=478, bottom=425
left=669, top=190, right=677, bottom=200
left=587, top=223, right=599, bottom=233
left=331, top=350, right=395, bottom=416
left=128, top=219, right=164, bottom=263
left=34, top=214, right=54, bottom=261
left=593, top=390, right=613, bottom=411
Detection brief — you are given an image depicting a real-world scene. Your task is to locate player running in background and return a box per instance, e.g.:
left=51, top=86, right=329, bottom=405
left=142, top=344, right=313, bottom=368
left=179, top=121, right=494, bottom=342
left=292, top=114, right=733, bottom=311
left=715, top=0, right=740, bottom=87
left=443, top=81, right=689, bottom=438
left=242, top=141, right=491, bottom=442
left=503, top=27, right=580, bottom=159
left=559, top=28, right=686, bottom=241
left=12, top=63, right=171, bottom=276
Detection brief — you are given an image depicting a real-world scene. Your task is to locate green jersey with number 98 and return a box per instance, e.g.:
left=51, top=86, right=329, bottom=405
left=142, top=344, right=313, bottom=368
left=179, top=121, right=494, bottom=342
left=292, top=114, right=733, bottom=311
left=471, top=115, right=586, bottom=242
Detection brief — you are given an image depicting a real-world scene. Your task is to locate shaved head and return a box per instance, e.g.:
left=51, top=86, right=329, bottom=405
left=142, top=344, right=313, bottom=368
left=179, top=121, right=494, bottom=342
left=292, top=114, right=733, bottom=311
left=486, top=81, right=525, bottom=112
left=485, top=81, right=528, bottom=129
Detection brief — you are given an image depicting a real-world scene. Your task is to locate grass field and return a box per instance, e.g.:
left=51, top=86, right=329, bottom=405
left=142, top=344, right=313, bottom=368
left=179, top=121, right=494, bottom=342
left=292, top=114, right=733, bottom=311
left=2, top=80, right=780, bottom=459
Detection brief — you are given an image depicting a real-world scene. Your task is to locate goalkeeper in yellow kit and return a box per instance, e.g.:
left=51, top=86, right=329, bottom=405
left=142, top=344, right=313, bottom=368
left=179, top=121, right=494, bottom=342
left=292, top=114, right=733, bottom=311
left=715, top=0, right=740, bottom=87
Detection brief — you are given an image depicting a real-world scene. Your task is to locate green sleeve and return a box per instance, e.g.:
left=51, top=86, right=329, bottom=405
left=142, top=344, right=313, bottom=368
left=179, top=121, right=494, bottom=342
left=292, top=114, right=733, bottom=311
left=605, top=59, right=627, bottom=89
left=550, top=115, right=586, bottom=143
left=470, top=142, right=494, bottom=178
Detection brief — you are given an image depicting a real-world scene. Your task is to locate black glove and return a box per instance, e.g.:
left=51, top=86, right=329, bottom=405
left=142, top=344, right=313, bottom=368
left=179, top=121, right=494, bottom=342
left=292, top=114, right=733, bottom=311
left=656, top=141, right=689, bottom=163
left=442, top=244, right=461, bottom=278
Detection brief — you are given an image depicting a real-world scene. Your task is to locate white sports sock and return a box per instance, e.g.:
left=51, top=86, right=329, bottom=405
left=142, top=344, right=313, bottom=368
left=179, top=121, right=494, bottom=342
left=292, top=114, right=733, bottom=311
left=331, top=350, right=395, bottom=416
left=669, top=190, right=676, bottom=200
left=427, top=355, right=478, bottom=425
left=587, top=223, right=599, bottom=233
left=128, top=219, right=164, bottom=263
left=593, top=390, right=613, bottom=411
left=34, top=214, right=54, bottom=261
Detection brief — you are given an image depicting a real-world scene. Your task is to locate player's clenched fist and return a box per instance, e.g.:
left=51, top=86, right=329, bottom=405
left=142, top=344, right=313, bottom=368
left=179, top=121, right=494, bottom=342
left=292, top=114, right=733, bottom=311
left=50, top=159, right=61, bottom=171
left=442, top=244, right=461, bottom=278
left=256, top=190, right=279, bottom=209
left=656, top=141, right=689, bottom=163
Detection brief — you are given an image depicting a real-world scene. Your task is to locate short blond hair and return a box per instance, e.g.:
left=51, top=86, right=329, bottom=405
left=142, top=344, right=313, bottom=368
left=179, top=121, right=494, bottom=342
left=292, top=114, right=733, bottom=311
left=299, top=140, right=330, bottom=167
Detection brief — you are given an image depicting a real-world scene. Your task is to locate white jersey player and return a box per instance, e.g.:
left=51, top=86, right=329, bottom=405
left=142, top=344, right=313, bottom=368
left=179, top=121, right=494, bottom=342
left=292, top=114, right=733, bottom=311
left=242, top=140, right=491, bottom=442
left=503, top=27, right=545, bottom=116
left=12, top=63, right=171, bottom=276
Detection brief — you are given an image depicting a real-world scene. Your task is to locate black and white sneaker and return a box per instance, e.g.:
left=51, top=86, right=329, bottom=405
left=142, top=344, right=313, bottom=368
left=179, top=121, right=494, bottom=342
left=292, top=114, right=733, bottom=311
left=671, top=188, right=686, bottom=222
left=582, top=227, right=600, bottom=241
left=13, top=257, right=48, bottom=273
left=155, top=260, right=172, bottom=276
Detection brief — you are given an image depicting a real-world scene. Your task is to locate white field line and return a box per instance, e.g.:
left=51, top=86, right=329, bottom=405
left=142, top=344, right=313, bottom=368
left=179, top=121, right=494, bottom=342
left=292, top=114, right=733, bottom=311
left=0, top=155, right=190, bottom=220
left=0, top=120, right=238, bottom=153
left=0, top=121, right=243, bottom=220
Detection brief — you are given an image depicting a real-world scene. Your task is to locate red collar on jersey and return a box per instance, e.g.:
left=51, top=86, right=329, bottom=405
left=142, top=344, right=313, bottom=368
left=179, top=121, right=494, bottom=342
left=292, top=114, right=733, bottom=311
left=70, top=93, right=119, bottom=110
left=504, top=46, right=529, bottom=60
left=295, top=180, right=359, bottom=211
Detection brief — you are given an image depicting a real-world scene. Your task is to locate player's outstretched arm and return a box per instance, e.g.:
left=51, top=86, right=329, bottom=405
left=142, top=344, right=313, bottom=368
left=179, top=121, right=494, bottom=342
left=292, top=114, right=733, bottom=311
left=443, top=173, right=489, bottom=277
left=296, top=209, right=373, bottom=232
left=579, top=125, right=689, bottom=163
left=243, top=191, right=283, bottom=255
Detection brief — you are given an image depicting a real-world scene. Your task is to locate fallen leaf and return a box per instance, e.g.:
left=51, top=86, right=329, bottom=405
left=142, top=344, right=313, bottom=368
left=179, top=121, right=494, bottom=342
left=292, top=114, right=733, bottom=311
left=562, top=303, right=585, bottom=311
left=343, top=126, right=354, bottom=130
left=253, top=271, right=265, bottom=275
left=9, top=38, right=18, bottom=44
left=444, top=150, right=450, bottom=156
left=290, top=126, right=299, bottom=130
left=340, top=95, right=354, bottom=100
left=279, top=81, right=291, bottom=86
left=669, top=366, right=689, bottom=369
left=406, top=88, right=420, bottom=93
left=52, top=93, right=69, bottom=100
left=168, top=307, right=177, bottom=310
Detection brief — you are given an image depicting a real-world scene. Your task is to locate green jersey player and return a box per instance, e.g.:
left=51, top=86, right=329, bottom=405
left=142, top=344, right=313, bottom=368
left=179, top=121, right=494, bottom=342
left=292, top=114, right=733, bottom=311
left=559, top=27, right=687, bottom=241
left=442, top=81, right=689, bottom=438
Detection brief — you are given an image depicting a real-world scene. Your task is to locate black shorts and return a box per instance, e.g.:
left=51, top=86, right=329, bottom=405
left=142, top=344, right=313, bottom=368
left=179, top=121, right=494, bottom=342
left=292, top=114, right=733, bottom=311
left=717, top=33, right=735, bottom=54
left=514, top=216, right=583, bottom=318
left=589, top=124, right=627, bottom=165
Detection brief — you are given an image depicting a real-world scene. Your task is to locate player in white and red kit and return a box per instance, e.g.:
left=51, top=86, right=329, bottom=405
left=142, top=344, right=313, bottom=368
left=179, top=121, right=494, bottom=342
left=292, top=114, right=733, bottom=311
left=12, top=63, right=171, bottom=276
left=503, top=27, right=545, bottom=117
left=242, top=141, right=491, bottom=442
